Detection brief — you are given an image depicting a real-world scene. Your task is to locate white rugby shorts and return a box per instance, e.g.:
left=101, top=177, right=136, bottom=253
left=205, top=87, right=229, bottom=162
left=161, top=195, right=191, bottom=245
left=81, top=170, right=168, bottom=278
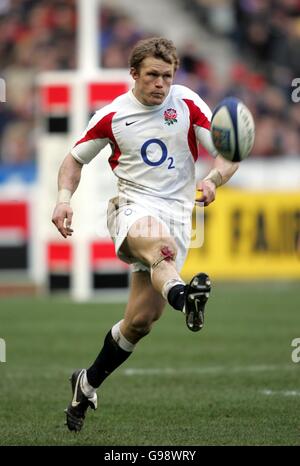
left=107, top=195, right=192, bottom=273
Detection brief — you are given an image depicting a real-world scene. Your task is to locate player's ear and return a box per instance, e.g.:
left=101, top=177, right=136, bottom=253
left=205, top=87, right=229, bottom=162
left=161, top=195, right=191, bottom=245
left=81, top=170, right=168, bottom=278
left=130, top=67, right=139, bottom=81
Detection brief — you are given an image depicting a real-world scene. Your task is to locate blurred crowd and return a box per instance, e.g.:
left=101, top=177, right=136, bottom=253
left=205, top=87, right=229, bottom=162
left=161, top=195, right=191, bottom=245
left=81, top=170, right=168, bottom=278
left=1, top=0, right=300, bottom=183
left=182, top=0, right=300, bottom=157
left=0, top=0, right=76, bottom=182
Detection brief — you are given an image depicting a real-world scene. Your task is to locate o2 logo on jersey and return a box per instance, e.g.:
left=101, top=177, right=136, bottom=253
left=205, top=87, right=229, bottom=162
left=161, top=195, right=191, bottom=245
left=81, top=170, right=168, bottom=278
left=141, top=139, right=175, bottom=169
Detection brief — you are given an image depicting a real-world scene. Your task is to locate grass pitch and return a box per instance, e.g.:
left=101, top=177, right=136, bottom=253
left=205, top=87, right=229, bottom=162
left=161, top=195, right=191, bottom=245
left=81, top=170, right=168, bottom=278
left=0, top=282, right=299, bottom=446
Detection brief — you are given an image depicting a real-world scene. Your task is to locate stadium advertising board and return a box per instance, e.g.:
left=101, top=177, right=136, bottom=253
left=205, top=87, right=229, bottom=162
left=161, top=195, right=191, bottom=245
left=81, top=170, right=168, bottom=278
left=182, top=188, right=300, bottom=280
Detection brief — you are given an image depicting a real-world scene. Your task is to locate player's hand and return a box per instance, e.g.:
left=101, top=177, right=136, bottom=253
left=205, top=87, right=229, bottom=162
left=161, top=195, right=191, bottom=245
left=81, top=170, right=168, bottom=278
left=195, top=180, right=216, bottom=206
left=52, top=203, right=74, bottom=238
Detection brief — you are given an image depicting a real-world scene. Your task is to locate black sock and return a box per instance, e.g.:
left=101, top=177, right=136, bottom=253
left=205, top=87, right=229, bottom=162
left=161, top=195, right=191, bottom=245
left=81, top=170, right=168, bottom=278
left=86, top=330, right=132, bottom=388
left=167, top=284, right=186, bottom=311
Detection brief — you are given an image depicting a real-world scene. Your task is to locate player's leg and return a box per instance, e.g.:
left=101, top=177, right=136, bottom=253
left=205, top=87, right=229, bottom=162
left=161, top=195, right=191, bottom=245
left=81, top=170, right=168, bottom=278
left=120, top=269, right=166, bottom=343
left=122, top=216, right=186, bottom=309
left=108, top=199, right=186, bottom=308
left=65, top=271, right=166, bottom=432
left=86, top=270, right=166, bottom=386
left=122, top=215, right=211, bottom=331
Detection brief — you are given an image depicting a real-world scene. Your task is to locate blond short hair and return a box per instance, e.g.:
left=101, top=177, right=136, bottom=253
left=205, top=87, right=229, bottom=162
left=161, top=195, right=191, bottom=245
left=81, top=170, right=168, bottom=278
left=129, top=37, right=180, bottom=72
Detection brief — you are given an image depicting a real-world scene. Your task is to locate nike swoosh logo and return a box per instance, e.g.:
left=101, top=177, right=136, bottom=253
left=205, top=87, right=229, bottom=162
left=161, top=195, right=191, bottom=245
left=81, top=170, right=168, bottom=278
left=71, top=369, right=84, bottom=407
left=125, top=121, right=137, bottom=126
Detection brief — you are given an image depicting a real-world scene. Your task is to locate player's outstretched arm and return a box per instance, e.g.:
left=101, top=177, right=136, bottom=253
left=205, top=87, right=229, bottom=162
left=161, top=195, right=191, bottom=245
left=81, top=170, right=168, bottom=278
left=52, top=153, right=83, bottom=238
left=196, top=155, right=239, bottom=206
left=211, top=154, right=239, bottom=185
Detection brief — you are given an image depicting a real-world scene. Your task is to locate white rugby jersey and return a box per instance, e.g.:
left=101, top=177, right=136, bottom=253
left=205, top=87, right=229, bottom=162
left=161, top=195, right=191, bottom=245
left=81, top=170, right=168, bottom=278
left=71, top=84, right=218, bottom=213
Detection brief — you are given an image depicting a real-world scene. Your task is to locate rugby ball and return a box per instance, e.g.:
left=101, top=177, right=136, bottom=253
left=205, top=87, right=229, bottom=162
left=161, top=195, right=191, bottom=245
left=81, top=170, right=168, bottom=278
left=211, top=97, right=255, bottom=162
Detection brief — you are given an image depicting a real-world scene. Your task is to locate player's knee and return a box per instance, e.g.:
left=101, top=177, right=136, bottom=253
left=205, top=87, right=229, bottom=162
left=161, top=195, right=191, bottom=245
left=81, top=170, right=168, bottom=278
left=160, top=236, right=178, bottom=257
left=129, top=313, right=158, bottom=338
left=141, top=236, right=177, bottom=267
left=151, top=236, right=178, bottom=269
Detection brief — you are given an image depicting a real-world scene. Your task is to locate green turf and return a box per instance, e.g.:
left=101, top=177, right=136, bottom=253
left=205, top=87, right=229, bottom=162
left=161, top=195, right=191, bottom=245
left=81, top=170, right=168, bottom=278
left=0, top=282, right=299, bottom=446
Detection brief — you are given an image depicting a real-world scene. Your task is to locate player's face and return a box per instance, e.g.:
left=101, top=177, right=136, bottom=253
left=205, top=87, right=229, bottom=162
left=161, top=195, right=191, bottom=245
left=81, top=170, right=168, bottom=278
left=131, top=57, right=174, bottom=106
